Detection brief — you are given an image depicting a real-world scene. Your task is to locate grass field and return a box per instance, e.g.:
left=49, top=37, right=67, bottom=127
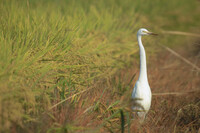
left=0, top=0, right=200, bottom=132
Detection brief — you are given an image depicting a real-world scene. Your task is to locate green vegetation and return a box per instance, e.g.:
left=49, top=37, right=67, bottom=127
left=0, top=0, right=199, bottom=132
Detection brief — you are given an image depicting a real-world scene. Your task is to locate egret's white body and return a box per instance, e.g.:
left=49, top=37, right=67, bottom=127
left=131, top=28, right=156, bottom=121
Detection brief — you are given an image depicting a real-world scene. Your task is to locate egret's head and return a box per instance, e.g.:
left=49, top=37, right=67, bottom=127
left=137, top=28, right=157, bottom=36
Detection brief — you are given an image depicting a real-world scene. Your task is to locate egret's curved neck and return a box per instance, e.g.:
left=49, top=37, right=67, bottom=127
left=137, top=34, right=148, bottom=83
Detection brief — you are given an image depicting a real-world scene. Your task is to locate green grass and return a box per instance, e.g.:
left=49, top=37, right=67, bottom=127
left=0, top=0, right=199, bottom=132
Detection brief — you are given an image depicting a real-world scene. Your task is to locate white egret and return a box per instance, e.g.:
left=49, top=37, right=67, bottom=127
left=131, top=28, right=157, bottom=121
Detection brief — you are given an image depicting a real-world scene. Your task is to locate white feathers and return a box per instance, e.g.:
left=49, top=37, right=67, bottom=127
left=131, top=28, right=154, bottom=121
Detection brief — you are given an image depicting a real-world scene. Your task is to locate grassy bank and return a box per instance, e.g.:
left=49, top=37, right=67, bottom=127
left=0, top=0, right=199, bottom=132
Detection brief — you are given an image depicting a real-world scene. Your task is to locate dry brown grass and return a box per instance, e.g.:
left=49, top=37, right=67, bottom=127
left=130, top=42, right=200, bottom=133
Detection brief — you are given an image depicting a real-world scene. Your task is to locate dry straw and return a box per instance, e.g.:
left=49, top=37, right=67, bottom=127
left=160, top=30, right=200, bottom=72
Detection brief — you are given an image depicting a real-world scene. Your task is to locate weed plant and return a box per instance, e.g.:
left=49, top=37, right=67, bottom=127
left=0, top=0, right=199, bottom=132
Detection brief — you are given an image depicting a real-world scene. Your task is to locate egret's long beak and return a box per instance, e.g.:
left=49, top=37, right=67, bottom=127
left=147, top=32, right=158, bottom=36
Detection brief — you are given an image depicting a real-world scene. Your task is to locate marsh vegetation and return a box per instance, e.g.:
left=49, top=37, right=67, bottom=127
left=0, top=0, right=199, bottom=132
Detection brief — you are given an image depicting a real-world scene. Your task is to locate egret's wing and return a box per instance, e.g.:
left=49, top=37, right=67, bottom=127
left=131, top=81, right=143, bottom=98
left=131, top=81, right=146, bottom=111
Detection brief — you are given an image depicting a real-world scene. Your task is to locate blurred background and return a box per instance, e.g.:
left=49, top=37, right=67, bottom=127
left=0, top=0, right=199, bottom=132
